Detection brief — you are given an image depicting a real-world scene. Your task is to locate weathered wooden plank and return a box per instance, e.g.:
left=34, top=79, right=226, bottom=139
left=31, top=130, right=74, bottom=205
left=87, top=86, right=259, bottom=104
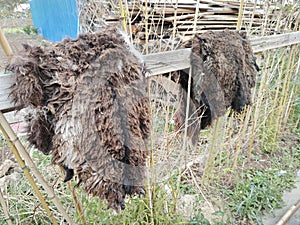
left=144, top=31, right=300, bottom=76
left=250, top=32, right=300, bottom=53
left=200, top=0, right=240, bottom=9
left=143, top=48, right=191, bottom=76
left=0, top=73, right=15, bottom=113
left=176, top=20, right=238, bottom=25
left=180, top=28, right=237, bottom=35
left=1, top=32, right=300, bottom=113
left=177, top=24, right=238, bottom=30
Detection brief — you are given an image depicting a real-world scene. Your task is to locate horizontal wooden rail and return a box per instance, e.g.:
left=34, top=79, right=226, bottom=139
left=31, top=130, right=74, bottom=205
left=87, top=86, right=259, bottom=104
left=143, top=48, right=190, bottom=76
left=250, top=31, right=300, bottom=53
left=0, top=73, right=16, bottom=113
left=144, top=31, right=300, bottom=77
left=1, top=31, right=300, bottom=113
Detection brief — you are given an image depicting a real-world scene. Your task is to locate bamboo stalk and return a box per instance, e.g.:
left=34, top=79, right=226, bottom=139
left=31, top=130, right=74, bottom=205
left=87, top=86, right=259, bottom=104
left=202, top=118, right=221, bottom=182
left=0, top=28, right=13, bottom=58
left=0, top=117, right=59, bottom=225
left=0, top=189, right=13, bottom=225
left=188, top=167, right=214, bottom=210
left=182, top=0, right=201, bottom=154
left=248, top=51, right=271, bottom=156
left=0, top=30, right=74, bottom=225
left=276, top=200, right=300, bottom=225
left=159, top=0, right=167, bottom=50
left=283, top=55, right=300, bottom=130
left=268, top=49, right=288, bottom=144
left=182, top=66, right=193, bottom=158
left=118, top=0, right=127, bottom=33
left=279, top=46, right=297, bottom=129
left=0, top=112, right=75, bottom=224
left=232, top=108, right=248, bottom=168
left=163, top=74, right=172, bottom=156
left=144, top=0, right=149, bottom=55
left=248, top=0, right=258, bottom=33
left=60, top=167, right=86, bottom=225
left=146, top=71, right=155, bottom=223
left=124, top=0, right=133, bottom=41
left=274, top=47, right=294, bottom=139
left=243, top=106, right=253, bottom=162
left=261, top=0, right=270, bottom=36
left=171, top=0, right=179, bottom=50
left=68, top=183, right=86, bottom=225
left=236, top=0, right=245, bottom=30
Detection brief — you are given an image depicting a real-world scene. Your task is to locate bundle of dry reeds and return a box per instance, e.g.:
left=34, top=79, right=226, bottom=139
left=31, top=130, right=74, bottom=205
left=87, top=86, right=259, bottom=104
left=77, top=0, right=298, bottom=44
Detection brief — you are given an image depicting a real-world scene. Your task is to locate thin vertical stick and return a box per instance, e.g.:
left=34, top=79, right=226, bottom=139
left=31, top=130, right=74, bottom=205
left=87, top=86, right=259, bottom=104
left=145, top=43, right=154, bottom=225
left=202, top=118, right=220, bottom=182
left=68, top=183, right=86, bottom=225
left=182, top=66, right=193, bottom=155
left=248, top=0, right=258, bottom=33
left=159, top=0, right=166, bottom=50
left=281, top=48, right=299, bottom=131
left=274, top=47, right=294, bottom=139
left=236, top=0, right=245, bottom=30
left=144, top=0, right=154, bottom=223
left=248, top=53, right=267, bottom=158
left=147, top=77, right=155, bottom=225
left=144, top=0, right=149, bottom=55
left=118, top=0, right=127, bottom=33
left=171, top=0, right=179, bottom=50
left=283, top=56, right=300, bottom=130
left=124, top=0, right=133, bottom=41
left=246, top=108, right=254, bottom=160
left=60, top=167, right=86, bottom=225
left=232, top=108, right=248, bottom=167
left=183, top=0, right=201, bottom=153
left=261, top=0, right=270, bottom=36
left=164, top=73, right=172, bottom=156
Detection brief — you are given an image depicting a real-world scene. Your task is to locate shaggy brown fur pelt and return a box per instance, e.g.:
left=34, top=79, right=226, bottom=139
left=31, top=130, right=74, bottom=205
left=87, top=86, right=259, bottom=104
left=7, top=27, right=150, bottom=211
left=174, top=29, right=259, bottom=143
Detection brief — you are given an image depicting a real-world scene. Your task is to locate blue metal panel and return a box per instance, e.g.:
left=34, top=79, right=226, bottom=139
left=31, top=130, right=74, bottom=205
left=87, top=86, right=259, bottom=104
left=30, top=0, right=79, bottom=42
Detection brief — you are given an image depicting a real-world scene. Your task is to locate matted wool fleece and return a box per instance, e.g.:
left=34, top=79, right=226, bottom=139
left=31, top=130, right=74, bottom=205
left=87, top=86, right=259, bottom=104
left=7, top=27, right=150, bottom=211
left=174, top=29, right=259, bottom=143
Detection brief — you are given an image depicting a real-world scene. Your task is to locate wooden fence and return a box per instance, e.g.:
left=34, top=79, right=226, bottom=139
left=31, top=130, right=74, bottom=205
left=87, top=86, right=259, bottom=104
left=1, top=31, right=300, bottom=113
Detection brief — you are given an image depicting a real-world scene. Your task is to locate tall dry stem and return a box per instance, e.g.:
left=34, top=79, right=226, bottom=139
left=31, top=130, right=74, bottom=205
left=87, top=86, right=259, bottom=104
left=236, top=0, right=245, bottom=31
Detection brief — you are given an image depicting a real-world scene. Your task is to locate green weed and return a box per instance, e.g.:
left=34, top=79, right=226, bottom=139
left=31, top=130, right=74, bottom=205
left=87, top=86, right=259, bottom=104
left=225, top=163, right=297, bottom=225
left=23, top=25, right=38, bottom=35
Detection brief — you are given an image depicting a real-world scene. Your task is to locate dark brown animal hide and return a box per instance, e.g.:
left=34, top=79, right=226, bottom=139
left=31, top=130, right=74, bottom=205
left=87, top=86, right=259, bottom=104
left=7, top=27, right=150, bottom=211
left=174, top=29, right=259, bottom=143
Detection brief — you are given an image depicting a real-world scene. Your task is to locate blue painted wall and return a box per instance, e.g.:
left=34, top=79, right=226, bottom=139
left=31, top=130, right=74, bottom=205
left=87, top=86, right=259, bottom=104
left=30, top=0, right=79, bottom=42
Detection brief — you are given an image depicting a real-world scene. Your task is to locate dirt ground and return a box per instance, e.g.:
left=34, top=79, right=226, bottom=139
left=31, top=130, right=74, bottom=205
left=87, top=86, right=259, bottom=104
left=0, top=14, right=48, bottom=70
left=0, top=32, right=48, bottom=71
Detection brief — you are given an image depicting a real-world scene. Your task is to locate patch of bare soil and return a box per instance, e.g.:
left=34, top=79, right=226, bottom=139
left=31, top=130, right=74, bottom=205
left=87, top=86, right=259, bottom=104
left=0, top=32, right=48, bottom=70
left=0, top=16, right=32, bottom=29
left=0, top=15, right=49, bottom=70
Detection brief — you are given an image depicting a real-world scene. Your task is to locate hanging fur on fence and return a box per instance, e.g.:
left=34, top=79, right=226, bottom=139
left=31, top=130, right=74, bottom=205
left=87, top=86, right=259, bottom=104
left=7, top=27, right=150, bottom=211
left=174, top=29, right=259, bottom=144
